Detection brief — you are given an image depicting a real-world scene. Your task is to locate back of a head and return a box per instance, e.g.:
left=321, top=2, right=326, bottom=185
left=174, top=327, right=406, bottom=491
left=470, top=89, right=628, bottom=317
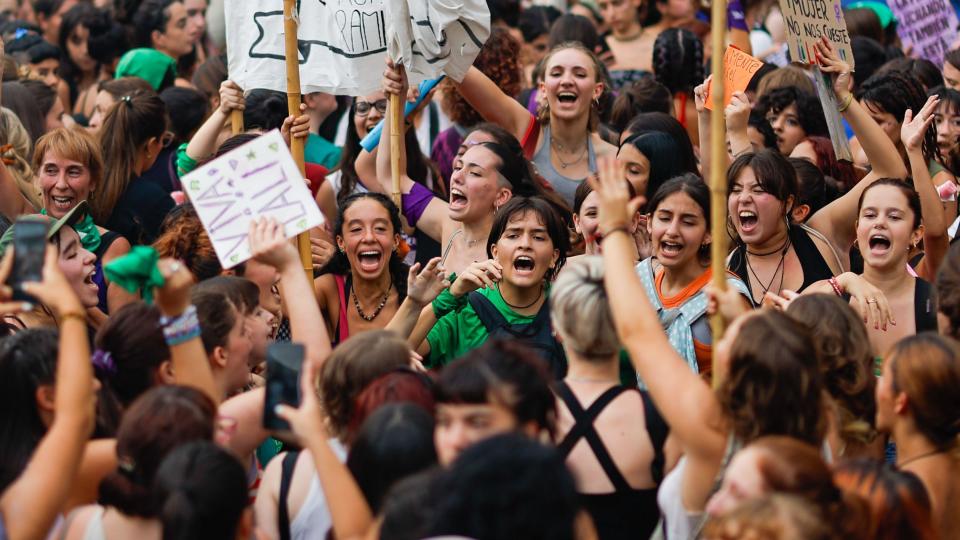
left=243, top=89, right=288, bottom=132
left=99, top=385, right=216, bottom=517
left=428, top=433, right=578, bottom=540
left=193, top=276, right=259, bottom=316
left=652, top=28, right=703, bottom=95
left=347, top=403, right=438, bottom=513
left=379, top=468, right=442, bottom=540
left=833, top=458, right=936, bottom=540
left=622, top=112, right=698, bottom=174
left=154, top=441, right=248, bottom=540
left=876, top=57, right=944, bottom=91
left=84, top=6, right=128, bottom=67
left=191, top=54, right=227, bottom=104
left=703, top=494, right=836, bottom=540
left=153, top=203, right=222, bottom=281
left=757, top=66, right=817, bottom=98
left=843, top=7, right=884, bottom=43
left=936, top=241, right=960, bottom=339
left=440, top=26, right=521, bottom=127
left=886, top=334, right=960, bottom=450
left=519, top=5, right=561, bottom=43
left=850, top=36, right=889, bottom=89
left=548, top=13, right=599, bottom=51
left=609, top=74, right=673, bottom=134
left=160, top=86, right=208, bottom=144
left=719, top=310, right=825, bottom=445
left=435, top=339, right=556, bottom=437
left=551, top=256, right=619, bottom=360
left=2, top=81, right=44, bottom=142
left=320, top=330, right=411, bottom=439
left=347, top=368, right=436, bottom=441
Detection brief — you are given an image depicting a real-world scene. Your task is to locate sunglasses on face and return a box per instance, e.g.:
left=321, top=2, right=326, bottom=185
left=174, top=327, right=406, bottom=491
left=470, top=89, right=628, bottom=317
left=355, top=99, right=388, bottom=116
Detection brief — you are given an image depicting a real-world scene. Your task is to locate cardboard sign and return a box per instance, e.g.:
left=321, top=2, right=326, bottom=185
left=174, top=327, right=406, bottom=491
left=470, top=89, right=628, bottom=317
left=182, top=131, right=324, bottom=268
left=704, top=46, right=764, bottom=111
left=777, top=0, right=854, bottom=67
left=811, top=66, right=853, bottom=162
left=889, top=0, right=959, bottom=65
left=224, top=0, right=490, bottom=96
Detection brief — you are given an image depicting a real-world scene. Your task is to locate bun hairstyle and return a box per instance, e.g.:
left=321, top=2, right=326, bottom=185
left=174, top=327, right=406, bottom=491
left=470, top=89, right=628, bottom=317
left=551, top=256, right=620, bottom=360
left=154, top=441, right=248, bottom=540
left=99, top=386, right=216, bottom=517
left=886, top=334, right=960, bottom=450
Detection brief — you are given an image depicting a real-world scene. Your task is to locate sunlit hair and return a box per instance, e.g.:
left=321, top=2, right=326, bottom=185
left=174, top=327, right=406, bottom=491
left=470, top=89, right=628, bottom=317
left=551, top=256, right=619, bottom=360
left=834, top=458, right=937, bottom=540
left=33, top=127, right=104, bottom=197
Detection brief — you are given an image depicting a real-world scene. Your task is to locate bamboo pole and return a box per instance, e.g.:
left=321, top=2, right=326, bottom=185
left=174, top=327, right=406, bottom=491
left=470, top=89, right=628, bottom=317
left=389, top=92, right=403, bottom=208
left=231, top=110, right=244, bottom=135
left=709, top=0, right=728, bottom=388
left=283, top=0, right=312, bottom=280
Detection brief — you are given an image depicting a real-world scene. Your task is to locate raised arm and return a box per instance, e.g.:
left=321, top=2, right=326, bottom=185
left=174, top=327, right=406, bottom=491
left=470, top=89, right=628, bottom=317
left=455, top=66, right=533, bottom=142
left=694, top=77, right=713, bottom=180
left=183, top=81, right=245, bottom=166
left=386, top=258, right=448, bottom=342
left=153, top=259, right=221, bottom=404
left=2, top=247, right=95, bottom=540
left=808, top=38, right=909, bottom=253
left=591, top=158, right=726, bottom=459
left=903, top=97, right=950, bottom=280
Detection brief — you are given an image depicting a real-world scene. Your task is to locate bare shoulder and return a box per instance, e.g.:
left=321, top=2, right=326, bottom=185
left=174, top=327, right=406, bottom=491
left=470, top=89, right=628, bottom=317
left=592, top=134, right=618, bottom=157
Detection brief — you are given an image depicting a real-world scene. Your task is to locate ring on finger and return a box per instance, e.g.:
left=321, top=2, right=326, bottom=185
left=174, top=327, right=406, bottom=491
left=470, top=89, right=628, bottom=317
left=170, top=262, right=182, bottom=273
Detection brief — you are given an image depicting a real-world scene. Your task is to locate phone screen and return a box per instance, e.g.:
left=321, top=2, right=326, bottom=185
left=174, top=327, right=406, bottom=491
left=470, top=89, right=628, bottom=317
left=262, top=342, right=304, bottom=432
left=8, top=219, right=48, bottom=303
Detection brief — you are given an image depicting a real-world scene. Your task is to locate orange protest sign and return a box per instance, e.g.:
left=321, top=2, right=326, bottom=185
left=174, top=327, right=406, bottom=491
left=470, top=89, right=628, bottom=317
left=704, top=46, right=764, bottom=111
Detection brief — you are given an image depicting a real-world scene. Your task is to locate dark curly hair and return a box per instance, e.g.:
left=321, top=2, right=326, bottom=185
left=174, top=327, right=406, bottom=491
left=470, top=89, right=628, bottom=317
left=876, top=57, right=944, bottom=91
left=756, top=87, right=830, bottom=139
left=652, top=28, right=703, bottom=96
left=717, top=310, right=826, bottom=446
left=857, top=70, right=941, bottom=166
left=786, top=294, right=878, bottom=452
left=153, top=203, right=222, bottom=281
left=441, top=26, right=522, bottom=127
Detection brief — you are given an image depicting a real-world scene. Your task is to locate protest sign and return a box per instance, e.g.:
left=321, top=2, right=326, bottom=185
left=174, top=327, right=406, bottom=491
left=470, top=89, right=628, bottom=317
left=182, top=131, right=324, bottom=268
left=224, top=0, right=490, bottom=96
left=777, top=0, right=854, bottom=67
left=889, top=0, right=959, bottom=65
left=704, top=46, right=764, bottom=111
left=812, top=66, right=853, bottom=162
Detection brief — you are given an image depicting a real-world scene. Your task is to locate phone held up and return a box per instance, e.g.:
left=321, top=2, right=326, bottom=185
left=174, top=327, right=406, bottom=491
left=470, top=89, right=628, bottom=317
left=263, top=342, right=305, bottom=434
left=6, top=218, right=48, bottom=303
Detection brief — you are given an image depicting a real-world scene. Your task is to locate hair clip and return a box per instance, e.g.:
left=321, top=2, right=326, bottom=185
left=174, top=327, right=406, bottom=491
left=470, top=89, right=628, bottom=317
left=14, top=28, right=29, bottom=40
left=91, top=349, right=117, bottom=376
left=120, top=95, right=133, bottom=105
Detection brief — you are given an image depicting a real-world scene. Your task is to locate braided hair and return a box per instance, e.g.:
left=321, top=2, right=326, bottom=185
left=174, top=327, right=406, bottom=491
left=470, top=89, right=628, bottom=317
left=652, top=28, right=704, bottom=97
left=857, top=71, right=942, bottom=166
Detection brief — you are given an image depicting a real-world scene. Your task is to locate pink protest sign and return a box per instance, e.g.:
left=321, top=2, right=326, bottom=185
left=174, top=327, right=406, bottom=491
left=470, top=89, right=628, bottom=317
left=889, top=0, right=959, bottom=64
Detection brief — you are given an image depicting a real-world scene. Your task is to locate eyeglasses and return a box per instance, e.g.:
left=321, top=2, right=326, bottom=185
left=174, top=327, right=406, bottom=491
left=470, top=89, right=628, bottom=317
left=355, top=99, right=388, bottom=116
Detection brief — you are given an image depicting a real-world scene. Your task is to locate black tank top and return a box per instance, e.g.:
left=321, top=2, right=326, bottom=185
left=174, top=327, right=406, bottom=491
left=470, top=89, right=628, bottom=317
left=728, top=226, right=835, bottom=304
left=554, top=381, right=668, bottom=540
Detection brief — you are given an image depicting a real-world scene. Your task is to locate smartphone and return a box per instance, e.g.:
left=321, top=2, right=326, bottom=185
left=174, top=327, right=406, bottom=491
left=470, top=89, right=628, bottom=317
left=262, top=342, right=305, bottom=432
left=7, top=219, right=48, bottom=303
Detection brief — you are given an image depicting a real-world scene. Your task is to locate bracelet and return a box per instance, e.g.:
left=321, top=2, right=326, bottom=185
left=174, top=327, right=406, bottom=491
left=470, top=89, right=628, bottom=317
left=161, top=305, right=201, bottom=347
left=837, top=93, right=854, bottom=113
left=59, top=311, right=86, bottom=325
left=828, top=276, right=843, bottom=297
left=600, top=225, right=631, bottom=241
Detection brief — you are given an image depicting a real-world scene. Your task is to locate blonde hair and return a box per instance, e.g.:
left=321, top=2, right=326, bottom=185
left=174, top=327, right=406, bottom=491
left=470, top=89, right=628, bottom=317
left=0, top=108, right=41, bottom=209
left=32, top=128, right=104, bottom=213
left=536, top=41, right=609, bottom=132
left=550, top=256, right=620, bottom=360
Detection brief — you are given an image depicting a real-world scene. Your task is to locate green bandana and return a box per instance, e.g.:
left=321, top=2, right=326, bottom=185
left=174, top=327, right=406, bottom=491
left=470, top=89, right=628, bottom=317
left=41, top=208, right=101, bottom=253
left=104, top=246, right=165, bottom=304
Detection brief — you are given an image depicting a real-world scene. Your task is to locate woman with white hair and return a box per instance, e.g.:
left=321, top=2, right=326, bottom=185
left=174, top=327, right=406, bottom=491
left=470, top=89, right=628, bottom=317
left=550, top=256, right=669, bottom=539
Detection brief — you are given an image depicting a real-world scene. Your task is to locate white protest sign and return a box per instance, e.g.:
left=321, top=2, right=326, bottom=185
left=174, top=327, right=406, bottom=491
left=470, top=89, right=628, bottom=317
left=182, top=130, right=324, bottom=268
left=225, top=0, right=490, bottom=97
left=778, top=0, right=854, bottom=67
left=889, top=0, right=959, bottom=65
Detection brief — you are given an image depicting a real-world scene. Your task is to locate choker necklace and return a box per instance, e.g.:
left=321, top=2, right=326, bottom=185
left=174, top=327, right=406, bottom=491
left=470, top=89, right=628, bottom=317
left=498, top=283, right=543, bottom=310
left=566, top=377, right=620, bottom=384
left=352, top=281, right=392, bottom=322
left=899, top=449, right=945, bottom=468
left=747, top=235, right=790, bottom=256
left=745, top=236, right=791, bottom=302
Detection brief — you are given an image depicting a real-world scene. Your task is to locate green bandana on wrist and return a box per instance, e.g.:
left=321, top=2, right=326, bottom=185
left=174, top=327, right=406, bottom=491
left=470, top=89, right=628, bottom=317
left=104, top=246, right=165, bottom=304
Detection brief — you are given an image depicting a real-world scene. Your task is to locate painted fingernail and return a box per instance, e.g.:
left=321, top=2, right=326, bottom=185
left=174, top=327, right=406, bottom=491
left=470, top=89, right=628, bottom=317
left=274, top=405, right=283, bottom=415
left=22, top=302, right=33, bottom=311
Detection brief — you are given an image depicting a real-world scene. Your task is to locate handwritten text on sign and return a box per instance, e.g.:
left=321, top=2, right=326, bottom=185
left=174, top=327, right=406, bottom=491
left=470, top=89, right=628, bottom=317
left=182, top=130, right=324, bottom=268
left=889, top=0, right=959, bottom=65
left=704, top=46, right=764, bottom=111
left=777, top=0, right=854, bottom=67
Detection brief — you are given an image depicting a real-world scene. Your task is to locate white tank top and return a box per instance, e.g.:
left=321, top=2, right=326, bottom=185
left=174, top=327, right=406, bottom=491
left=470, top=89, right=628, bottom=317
left=289, top=439, right=348, bottom=540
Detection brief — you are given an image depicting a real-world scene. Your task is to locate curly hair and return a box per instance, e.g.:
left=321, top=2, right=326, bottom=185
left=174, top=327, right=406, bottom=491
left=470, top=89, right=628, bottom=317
left=652, top=28, right=704, bottom=96
left=441, top=26, right=522, bottom=127
left=786, top=294, right=878, bottom=451
left=756, top=87, right=830, bottom=139
left=717, top=310, right=825, bottom=446
left=153, top=203, right=222, bottom=281
left=857, top=70, right=941, bottom=165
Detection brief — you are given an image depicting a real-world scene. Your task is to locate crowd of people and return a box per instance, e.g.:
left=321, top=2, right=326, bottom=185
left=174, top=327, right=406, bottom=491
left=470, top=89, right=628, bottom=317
left=0, top=0, right=958, bottom=539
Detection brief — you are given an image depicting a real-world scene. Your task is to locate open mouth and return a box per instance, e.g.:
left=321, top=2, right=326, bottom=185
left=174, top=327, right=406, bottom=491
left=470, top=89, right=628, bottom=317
left=83, top=268, right=98, bottom=291
left=738, top=210, right=758, bottom=232
left=867, top=233, right=891, bottom=255
left=50, top=195, right=75, bottom=212
left=449, top=188, right=468, bottom=210
left=557, top=91, right=578, bottom=104
left=660, top=241, right=684, bottom=256
left=513, top=255, right=536, bottom=273
left=357, top=250, right=383, bottom=272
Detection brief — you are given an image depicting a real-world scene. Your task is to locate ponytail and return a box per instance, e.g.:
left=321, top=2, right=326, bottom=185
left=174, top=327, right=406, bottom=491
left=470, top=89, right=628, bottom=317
left=93, top=91, right=167, bottom=223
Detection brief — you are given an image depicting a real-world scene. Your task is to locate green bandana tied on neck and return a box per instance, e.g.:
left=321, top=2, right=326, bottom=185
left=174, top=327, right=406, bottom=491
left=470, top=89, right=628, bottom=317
left=104, top=246, right=165, bottom=304
left=40, top=208, right=101, bottom=253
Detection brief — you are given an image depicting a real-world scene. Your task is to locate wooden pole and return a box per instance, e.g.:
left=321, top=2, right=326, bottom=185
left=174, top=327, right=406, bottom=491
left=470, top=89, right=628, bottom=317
left=231, top=110, right=244, bottom=135
left=389, top=92, right=403, bottom=208
left=709, top=0, right=728, bottom=388
left=283, top=0, right=312, bottom=280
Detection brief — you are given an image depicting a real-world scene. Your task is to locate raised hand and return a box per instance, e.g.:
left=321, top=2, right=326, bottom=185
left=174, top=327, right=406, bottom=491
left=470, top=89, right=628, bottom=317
left=813, top=37, right=852, bottom=100
left=21, top=245, right=84, bottom=317
left=382, top=58, right=409, bottom=100
left=0, top=249, right=31, bottom=314
left=281, top=103, right=311, bottom=147
left=310, top=236, right=336, bottom=272
left=901, top=95, right=939, bottom=152
left=449, top=259, right=503, bottom=298
left=154, top=258, right=195, bottom=318
left=274, top=356, right=326, bottom=445
left=588, top=156, right=645, bottom=237
left=219, top=80, right=245, bottom=115
left=724, top=91, right=751, bottom=133
left=694, top=75, right=712, bottom=114
left=249, top=217, right=299, bottom=272
left=406, top=257, right=450, bottom=306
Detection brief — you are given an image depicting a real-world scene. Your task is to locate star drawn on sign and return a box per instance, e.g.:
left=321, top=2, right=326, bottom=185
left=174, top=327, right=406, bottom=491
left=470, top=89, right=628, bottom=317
left=247, top=150, right=257, bottom=160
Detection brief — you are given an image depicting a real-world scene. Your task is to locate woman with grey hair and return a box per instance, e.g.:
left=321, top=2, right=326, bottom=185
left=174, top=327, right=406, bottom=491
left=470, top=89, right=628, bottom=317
left=550, top=256, right=669, bottom=540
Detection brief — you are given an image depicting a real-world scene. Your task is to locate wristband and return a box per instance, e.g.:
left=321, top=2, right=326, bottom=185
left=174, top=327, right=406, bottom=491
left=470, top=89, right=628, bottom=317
left=161, top=304, right=201, bottom=347
left=600, top=225, right=631, bottom=241
left=60, top=311, right=87, bottom=325
left=828, top=276, right=843, bottom=297
left=837, top=93, right=854, bottom=113
left=431, top=280, right=465, bottom=318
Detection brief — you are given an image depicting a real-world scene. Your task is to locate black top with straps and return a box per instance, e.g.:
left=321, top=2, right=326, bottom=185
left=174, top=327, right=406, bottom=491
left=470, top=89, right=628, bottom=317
left=728, top=226, right=835, bottom=303
left=554, top=381, right=668, bottom=540
left=841, top=277, right=938, bottom=333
